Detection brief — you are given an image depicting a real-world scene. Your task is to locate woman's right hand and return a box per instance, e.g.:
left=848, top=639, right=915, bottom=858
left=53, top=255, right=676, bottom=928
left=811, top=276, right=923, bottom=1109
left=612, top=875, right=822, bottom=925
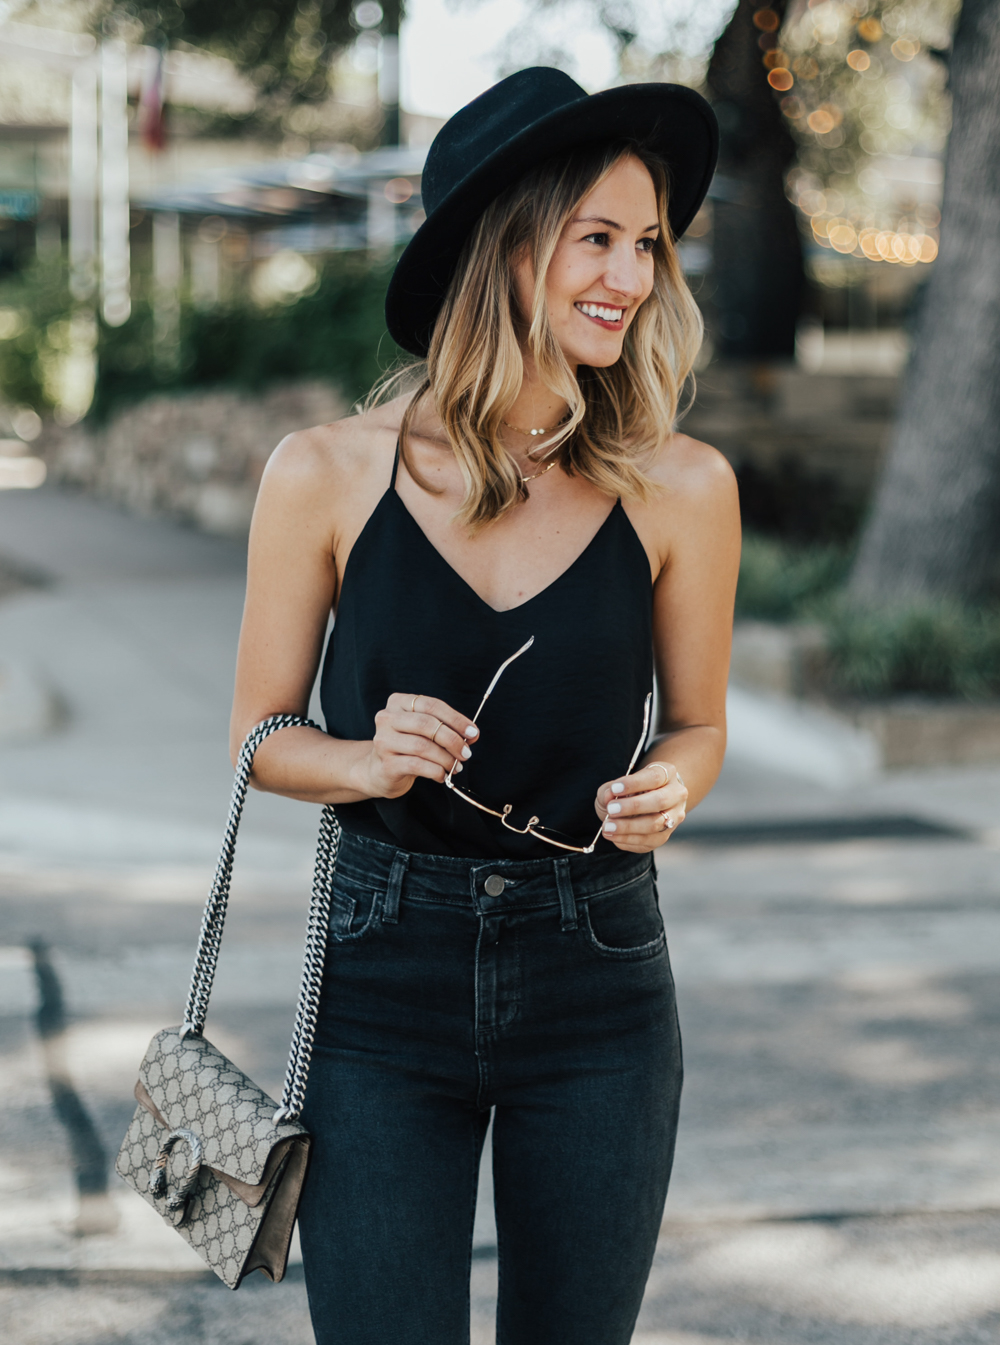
left=351, top=693, right=480, bottom=799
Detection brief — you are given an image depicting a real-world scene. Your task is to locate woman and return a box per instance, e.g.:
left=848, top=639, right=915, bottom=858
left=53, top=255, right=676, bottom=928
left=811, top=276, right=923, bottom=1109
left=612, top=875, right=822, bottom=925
left=231, top=67, right=740, bottom=1345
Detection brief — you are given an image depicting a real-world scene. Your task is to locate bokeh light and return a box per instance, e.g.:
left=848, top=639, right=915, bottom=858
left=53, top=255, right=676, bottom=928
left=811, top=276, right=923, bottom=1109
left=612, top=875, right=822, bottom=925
left=753, top=7, right=780, bottom=33
left=383, top=177, right=414, bottom=203
left=846, top=49, right=871, bottom=72
left=856, top=17, right=883, bottom=42
left=768, top=68, right=794, bottom=91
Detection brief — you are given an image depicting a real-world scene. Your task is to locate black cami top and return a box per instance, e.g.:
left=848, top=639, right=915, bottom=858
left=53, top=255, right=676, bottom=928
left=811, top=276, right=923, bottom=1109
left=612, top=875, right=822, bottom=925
left=319, top=448, right=654, bottom=859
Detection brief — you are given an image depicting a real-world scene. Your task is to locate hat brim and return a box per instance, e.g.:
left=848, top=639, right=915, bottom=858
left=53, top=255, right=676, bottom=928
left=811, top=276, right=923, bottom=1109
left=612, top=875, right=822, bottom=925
left=385, top=82, right=718, bottom=358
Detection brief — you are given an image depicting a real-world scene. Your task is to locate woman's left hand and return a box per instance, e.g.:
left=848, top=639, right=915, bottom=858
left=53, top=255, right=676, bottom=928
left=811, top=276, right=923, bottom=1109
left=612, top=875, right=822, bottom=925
left=594, top=760, right=688, bottom=853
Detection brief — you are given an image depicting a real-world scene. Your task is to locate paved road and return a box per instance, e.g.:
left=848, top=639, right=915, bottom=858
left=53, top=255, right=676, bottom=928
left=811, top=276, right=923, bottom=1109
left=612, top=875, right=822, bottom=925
left=1, top=487, right=999, bottom=1343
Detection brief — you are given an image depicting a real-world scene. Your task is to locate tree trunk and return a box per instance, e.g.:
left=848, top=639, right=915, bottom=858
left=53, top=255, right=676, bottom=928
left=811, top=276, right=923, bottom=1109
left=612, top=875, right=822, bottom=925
left=705, top=0, right=804, bottom=359
left=849, top=0, right=1000, bottom=606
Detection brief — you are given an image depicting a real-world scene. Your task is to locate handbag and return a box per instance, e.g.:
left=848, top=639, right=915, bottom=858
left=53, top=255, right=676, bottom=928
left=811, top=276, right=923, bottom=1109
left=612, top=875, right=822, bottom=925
left=115, top=714, right=340, bottom=1289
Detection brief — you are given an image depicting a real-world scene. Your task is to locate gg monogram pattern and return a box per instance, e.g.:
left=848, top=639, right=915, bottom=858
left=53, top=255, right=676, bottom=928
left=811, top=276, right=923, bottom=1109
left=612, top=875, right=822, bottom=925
left=114, top=716, right=338, bottom=1291
left=115, top=1027, right=309, bottom=1289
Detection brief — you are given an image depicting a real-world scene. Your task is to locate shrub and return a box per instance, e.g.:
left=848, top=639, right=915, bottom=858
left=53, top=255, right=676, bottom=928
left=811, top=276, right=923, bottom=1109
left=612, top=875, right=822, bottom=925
left=825, top=600, right=1000, bottom=700
left=736, top=534, right=1000, bottom=701
left=0, top=251, right=407, bottom=423
left=92, top=249, right=405, bottom=420
left=736, top=532, right=851, bottom=621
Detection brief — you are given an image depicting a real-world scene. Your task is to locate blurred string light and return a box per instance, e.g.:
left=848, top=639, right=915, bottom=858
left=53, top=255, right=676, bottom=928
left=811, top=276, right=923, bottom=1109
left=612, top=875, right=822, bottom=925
left=755, top=0, right=958, bottom=267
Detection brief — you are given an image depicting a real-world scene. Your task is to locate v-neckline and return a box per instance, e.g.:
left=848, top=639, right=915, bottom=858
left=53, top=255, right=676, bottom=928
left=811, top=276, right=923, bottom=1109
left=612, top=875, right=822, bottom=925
left=388, top=488, right=624, bottom=615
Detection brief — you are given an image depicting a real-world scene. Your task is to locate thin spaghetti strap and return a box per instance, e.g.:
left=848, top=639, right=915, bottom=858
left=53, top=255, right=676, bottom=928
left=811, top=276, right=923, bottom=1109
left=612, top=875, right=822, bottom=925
left=389, top=439, right=401, bottom=490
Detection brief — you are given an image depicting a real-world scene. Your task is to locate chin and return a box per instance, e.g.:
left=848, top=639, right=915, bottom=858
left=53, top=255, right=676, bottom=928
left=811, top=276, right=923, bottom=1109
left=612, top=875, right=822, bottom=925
left=563, top=337, right=626, bottom=369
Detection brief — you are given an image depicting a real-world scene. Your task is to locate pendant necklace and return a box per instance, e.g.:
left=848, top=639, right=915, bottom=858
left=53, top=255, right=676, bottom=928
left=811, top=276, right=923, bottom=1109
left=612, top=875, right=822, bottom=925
left=518, top=457, right=560, bottom=485
left=501, top=411, right=569, bottom=495
left=502, top=413, right=570, bottom=438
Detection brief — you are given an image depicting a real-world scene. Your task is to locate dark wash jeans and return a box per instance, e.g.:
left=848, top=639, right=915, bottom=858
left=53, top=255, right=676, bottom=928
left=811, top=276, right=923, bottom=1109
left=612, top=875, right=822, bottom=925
left=298, top=830, right=683, bottom=1345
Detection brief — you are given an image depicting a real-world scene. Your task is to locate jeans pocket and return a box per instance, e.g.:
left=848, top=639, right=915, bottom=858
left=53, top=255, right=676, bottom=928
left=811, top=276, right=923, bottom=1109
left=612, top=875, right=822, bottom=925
left=328, top=868, right=385, bottom=942
left=582, top=871, right=666, bottom=961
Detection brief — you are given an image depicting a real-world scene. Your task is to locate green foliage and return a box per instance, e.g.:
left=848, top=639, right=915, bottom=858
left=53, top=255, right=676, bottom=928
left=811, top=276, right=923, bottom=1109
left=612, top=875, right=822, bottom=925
left=0, top=250, right=405, bottom=422
left=94, top=0, right=362, bottom=105
left=0, top=258, right=77, bottom=415
left=736, top=533, right=1000, bottom=700
left=91, top=250, right=405, bottom=420
left=736, top=532, right=851, bottom=621
left=825, top=601, right=1000, bottom=700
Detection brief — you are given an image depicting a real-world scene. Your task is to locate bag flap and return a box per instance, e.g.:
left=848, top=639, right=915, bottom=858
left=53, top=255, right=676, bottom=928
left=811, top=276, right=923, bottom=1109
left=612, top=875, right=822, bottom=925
left=136, top=1027, right=306, bottom=1191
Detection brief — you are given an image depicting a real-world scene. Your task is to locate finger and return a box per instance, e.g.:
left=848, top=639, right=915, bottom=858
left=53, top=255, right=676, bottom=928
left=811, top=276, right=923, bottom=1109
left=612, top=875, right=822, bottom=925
left=408, top=712, right=474, bottom=763
left=597, top=762, right=683, bottom=809
left=387, top=694, right=480, bottom=742
left=383, top=754, right=457, bottom=787
left=609, top=836, right=660, bottom=853
left=603, top=806, right=686, bottom=839
left=603, top=785, right=685, bottom=819
left=381, top=730, right=467, bottom=775
left=375, top=708, right=473, bottom=764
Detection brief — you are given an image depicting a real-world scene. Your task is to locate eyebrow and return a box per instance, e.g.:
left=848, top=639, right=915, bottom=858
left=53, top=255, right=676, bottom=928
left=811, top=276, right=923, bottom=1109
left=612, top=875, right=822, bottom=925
left=573, top=215, right=660, bottom=233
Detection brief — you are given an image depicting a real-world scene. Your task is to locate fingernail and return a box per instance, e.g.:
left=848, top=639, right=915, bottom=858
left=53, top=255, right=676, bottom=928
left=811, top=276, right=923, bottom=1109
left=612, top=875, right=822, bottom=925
left=465, top=725, right=479, bottom=738
left=611, top=782, right=625, bottom=795
left=455, top=762, right=463, bottom=773
left=607, top=802, right=622, bottom=814
left=461, top=745, right=472, bottom=759
left=604, top=820, right=617, bottom=832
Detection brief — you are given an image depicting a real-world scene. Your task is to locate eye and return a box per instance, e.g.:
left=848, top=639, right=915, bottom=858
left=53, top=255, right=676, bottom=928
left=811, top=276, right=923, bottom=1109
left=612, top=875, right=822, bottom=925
left=637, top=237, right=658, bottom=254
left=583, top=232, right=610, bottom=247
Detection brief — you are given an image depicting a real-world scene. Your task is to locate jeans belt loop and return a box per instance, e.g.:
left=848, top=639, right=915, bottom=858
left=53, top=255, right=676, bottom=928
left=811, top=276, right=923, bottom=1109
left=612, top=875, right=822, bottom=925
left=382, top=851, right=410, bottom=925
left=554, top=856, right=578, bottom=932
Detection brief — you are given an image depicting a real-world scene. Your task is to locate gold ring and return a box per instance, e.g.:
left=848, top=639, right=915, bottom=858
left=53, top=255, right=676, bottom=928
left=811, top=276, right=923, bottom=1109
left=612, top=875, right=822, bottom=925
left=410, top=695, right=419, bottom=714
left=649, top=762, right=670, bottom=788
left=432, top=721, right=445, bottom=745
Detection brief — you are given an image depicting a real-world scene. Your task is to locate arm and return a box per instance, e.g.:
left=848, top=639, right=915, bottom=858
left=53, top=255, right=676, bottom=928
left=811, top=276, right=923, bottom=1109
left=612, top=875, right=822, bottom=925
left=595, top=438, right=741, bottom=853
left=230, top=427, right=478, bottom=803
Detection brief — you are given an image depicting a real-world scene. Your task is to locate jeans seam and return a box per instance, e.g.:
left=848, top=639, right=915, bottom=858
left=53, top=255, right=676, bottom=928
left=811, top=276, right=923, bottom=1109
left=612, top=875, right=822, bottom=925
left=580, top=859, right=655, bottom=904
left=474, top=913, right=487, bottom=1109
left=327, top=892, right=385, bottom=944
left=580, top=900, right=667, bottom=960
left=464, top=1118, right=480, bottom=1343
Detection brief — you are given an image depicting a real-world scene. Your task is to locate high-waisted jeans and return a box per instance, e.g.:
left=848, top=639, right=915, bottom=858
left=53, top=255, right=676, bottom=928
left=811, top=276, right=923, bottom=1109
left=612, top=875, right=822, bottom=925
left=297, top=831, right=683, bottom=1345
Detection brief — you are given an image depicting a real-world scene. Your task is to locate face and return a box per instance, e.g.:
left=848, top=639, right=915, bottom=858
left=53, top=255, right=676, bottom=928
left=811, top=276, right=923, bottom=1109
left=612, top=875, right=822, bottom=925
left=514, top=154, right=660, bottom=370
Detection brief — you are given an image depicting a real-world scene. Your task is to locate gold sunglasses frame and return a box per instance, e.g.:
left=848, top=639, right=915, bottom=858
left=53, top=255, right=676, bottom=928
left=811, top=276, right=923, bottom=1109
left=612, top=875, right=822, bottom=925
left=443, top=637, right=653, bottom=854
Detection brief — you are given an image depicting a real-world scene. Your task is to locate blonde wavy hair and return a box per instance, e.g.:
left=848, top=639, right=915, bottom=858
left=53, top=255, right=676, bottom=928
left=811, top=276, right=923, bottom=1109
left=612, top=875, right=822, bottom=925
left=374, top=139, right=704, bottom=530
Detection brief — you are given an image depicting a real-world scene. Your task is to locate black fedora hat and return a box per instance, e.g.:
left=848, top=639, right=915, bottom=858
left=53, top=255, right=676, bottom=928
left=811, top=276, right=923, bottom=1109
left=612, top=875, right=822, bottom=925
left=385, top=66, right=718, bottom=358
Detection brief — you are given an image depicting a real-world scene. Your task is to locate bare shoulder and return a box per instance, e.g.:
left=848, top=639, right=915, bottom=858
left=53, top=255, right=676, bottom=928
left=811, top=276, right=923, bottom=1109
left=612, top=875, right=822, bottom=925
left=625, top=432, right=739, bottom=578
left=262, top=394, right=403, bottom=501
left=646, top=431, right=738, bottom=510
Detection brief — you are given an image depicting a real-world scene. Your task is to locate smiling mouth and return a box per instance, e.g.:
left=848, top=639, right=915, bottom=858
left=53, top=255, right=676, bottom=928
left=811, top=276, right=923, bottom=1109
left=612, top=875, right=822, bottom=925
left=575, top=302, right=625, bottom=327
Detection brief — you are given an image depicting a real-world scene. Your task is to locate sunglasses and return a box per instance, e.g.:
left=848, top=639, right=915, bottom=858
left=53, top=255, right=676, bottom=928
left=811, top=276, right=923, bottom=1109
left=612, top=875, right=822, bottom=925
left=443, top=637, right=652, bottom=854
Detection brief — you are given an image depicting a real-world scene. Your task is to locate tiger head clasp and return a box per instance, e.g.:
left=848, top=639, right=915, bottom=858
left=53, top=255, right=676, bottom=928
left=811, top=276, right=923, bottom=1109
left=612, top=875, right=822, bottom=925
left=150, top=1127, right=203, bottom=1222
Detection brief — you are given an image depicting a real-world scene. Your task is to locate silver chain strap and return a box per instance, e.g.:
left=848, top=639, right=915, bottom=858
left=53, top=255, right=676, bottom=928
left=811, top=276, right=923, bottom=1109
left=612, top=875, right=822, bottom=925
left=180, top=714, right=340, bottom=1124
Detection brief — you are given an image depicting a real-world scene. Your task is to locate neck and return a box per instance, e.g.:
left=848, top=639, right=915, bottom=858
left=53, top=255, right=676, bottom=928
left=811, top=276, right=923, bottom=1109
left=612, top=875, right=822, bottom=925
left=503, top=352, right=571, bottom=440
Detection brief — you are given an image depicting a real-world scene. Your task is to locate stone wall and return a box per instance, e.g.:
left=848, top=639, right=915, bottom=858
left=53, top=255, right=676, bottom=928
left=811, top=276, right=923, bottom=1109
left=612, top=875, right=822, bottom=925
left=684, top=363, right=899, bottom=497
left=36, top=381, right=347, bottom=536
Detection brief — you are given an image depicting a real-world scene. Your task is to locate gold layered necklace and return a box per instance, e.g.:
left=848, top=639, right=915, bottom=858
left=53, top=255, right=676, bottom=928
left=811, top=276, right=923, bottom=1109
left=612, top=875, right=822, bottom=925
left=501, top=410, right=569, bottom=490
left=517, top=457, right=560, bottom=485
left=501, top=411, right=571, bottom=438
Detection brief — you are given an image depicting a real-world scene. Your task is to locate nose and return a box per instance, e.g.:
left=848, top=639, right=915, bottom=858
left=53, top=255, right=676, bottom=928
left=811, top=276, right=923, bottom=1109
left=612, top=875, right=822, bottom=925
left=602, top=240, right=646, bottom=302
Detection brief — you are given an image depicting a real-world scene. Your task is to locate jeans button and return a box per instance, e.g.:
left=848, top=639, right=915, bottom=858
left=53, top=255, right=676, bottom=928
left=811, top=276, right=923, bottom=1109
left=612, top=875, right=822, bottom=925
left=484, top=874, right=506, bottom=897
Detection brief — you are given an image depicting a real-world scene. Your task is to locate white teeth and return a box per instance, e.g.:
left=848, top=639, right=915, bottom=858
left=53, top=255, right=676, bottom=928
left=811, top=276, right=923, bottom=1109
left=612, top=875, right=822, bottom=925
left=577, top=303, right=624, bottom=322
